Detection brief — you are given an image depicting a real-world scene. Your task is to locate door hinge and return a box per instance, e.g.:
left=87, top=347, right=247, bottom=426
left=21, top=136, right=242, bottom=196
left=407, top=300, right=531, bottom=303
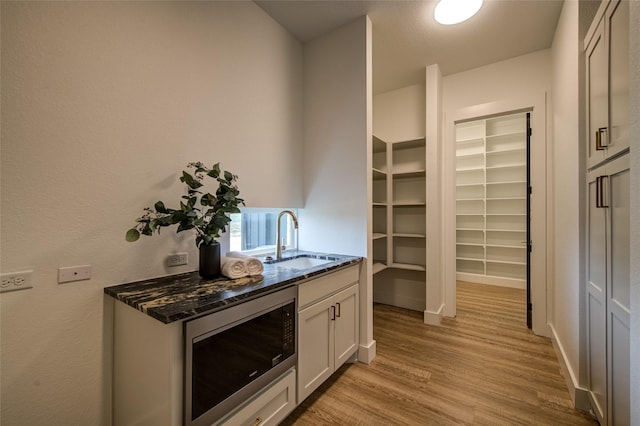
left=529, top=186, right=532, bottom=195
left=529, top=241, right=532, bottom=252
left=528, top=128, right=532, bottom=136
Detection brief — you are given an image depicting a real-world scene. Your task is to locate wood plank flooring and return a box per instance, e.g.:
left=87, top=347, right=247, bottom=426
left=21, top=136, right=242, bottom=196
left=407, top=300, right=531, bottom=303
left=282, top=281, right=597, bottom=425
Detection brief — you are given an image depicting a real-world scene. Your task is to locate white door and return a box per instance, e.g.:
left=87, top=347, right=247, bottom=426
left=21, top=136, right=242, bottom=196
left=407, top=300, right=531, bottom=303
left=297, top=296, right=334, bottom=403
left=334, top=284, right=359, bottom=368
left=586, top=168, right=608, bottom=422
left=606, top=155, right=630, bottom=426
left=585, top=18, right=608, bottom=169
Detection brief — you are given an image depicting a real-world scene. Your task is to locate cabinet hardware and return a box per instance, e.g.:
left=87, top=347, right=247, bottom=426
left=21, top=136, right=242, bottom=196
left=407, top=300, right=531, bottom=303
left=331, top=305, right=336, bottom=321
left=252, top=417, right=263, bottom=426
left=596, top=175, right=609, bottom=208
left=595, top=127, right=608, bottom=150
left=336, top=302, right=341, bottom=318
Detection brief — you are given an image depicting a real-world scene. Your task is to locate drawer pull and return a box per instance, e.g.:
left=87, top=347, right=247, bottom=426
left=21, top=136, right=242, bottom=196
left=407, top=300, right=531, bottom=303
left=595, top=127, right=608, bottom=150
left=252, top=417, right=263, bottom=426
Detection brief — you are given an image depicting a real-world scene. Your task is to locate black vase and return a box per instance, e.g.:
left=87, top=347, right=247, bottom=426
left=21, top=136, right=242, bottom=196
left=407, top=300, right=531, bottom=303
left=199, top=242, right=221, bottom=279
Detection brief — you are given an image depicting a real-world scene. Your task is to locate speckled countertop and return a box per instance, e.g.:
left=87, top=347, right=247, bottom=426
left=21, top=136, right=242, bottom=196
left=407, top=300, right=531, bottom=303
left=104, top=251, right=361, bottom=324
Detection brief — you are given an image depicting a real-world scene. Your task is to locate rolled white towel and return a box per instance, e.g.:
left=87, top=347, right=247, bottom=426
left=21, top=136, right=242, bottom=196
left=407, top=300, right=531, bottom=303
left=226, top=251, right=264, bottom=276
left=220, top=256, right=247, bottom=279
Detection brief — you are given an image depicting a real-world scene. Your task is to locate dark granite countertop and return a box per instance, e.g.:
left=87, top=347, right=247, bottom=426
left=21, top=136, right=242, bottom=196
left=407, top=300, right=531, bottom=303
left=104, top=250, right=361, bottom=324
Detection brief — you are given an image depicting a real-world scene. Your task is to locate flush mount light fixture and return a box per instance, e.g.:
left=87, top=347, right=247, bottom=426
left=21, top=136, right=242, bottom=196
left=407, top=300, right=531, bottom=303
left=434, top=0, right=483, bottom=25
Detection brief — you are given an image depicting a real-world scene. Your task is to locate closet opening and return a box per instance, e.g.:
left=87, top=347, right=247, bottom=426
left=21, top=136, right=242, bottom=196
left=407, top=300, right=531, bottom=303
left=454, top=111, right=532, bottom=328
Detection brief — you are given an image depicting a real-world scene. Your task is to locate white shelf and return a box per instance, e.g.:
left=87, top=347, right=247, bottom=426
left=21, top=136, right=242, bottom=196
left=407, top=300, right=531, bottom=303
left=372, top=168, right=387, bottom=179
left=389, top=263, right=426, bottom=272
left=370, top=134, right=427, bottom=311
left=392, top=170, right=426, bottom=178
left=393, top=233, right=426, bottom=238
left=372, top=262, right=387, bottom=274
left=393, top=201, right=426, bottom=207
left=454, top=113, right=527, bottom=284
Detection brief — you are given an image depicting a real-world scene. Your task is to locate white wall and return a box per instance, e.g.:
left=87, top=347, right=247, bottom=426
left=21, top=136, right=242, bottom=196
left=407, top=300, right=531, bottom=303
left=0, top=2, right=302, bottom=424
left=629, top=1, right=640, bottom=422
left=442, top=50, right=551, bottom=336
left=373, top=83, right=426, bottom=142
left=299, top=15, right=374, bottom=363
left=299, top=17, right=369, bottom=258
left=548, top=0, right=583, bottom=404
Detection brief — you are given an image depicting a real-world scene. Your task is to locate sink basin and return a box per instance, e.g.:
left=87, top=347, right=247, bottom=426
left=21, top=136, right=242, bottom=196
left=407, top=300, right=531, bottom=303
left=268, top=256, right=334, bottom=270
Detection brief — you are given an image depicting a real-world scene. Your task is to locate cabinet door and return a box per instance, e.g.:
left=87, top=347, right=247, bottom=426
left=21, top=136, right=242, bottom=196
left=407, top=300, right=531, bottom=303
left=586, top=169, right=607, bottom=422
left=606, top=155, right=630, bottom=426
left=334, top=284, right=359, bottom=369
left=605, top=0, right=629, bottom=160
left=586, top=20, right=608, bottom=169
left=297, top=296, right=334, bottom=403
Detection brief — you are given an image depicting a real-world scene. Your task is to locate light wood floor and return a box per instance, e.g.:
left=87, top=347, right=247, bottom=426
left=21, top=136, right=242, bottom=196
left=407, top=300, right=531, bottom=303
left=282, top=281, right=597, bottom=425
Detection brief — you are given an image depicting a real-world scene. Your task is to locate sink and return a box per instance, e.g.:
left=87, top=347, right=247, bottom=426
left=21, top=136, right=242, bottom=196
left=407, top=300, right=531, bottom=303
left=267, top=255, right=335, bottom=270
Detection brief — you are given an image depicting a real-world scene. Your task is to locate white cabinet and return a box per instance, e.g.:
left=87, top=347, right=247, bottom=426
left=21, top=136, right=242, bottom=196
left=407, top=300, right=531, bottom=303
left=297, top=266, right=359, bottom=403
left=584, top=1, right=630, bottom=423
left=585, top=0, right=630, bottom=169
left=217, top=369, right=296, bottom=426
left=455, top=113, right=528, bottom=287
left=586, top=155, right=630, bottom=426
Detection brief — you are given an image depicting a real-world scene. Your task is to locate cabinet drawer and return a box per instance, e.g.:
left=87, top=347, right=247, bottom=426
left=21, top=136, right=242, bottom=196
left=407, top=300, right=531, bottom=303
left=218, top=368, right=296, bottom=426
left=297, top=265, right=359, bottom=309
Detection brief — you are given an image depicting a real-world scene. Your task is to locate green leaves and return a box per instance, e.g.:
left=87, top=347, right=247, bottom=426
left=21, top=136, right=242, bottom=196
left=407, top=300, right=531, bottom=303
left=125, top=228, right=140, bottom=242
left=125, top=161, right=245, bottom=248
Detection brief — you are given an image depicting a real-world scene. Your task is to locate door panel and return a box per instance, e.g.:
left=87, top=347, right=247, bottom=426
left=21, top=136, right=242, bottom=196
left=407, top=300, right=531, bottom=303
left=606, top=156, right=630, bottom=425
left=607, top=0, right=629, bottom=159
left=586, top=22, right=607, bottom=168
left=297, top=297, right=334, bottom=403
left=334, top=285, right=359, bottom=368
left=609, top=167, right=629, bottom=310
left=586, top=172, right=607, bottom=421
left=610, top=313, right=630, bottom=426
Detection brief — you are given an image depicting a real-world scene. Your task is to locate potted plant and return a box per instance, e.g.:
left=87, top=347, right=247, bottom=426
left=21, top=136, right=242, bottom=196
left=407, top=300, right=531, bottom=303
left=126, top=162, right=244, bottom=278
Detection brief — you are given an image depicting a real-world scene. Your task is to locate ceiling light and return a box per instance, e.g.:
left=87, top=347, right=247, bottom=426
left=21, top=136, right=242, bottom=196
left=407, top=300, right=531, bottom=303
left=434, top=0, right=483, bottom=25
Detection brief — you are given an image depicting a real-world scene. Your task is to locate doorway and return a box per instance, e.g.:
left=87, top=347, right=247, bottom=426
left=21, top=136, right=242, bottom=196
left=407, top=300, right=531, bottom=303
left=454, top=111, right=532, bottom=327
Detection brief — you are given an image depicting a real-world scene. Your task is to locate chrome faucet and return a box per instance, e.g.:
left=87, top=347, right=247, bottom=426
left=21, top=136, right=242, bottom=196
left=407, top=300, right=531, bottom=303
left=276, top=210, right=299, bottom=260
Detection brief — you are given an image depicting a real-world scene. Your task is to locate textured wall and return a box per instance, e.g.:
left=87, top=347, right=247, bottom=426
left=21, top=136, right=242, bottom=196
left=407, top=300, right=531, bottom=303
left=0, top=2, right=302, bottom=424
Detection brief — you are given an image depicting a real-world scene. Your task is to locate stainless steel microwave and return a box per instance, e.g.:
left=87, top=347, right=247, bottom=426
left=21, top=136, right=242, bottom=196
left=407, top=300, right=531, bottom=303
left=184, top=286, right=296, bottom=426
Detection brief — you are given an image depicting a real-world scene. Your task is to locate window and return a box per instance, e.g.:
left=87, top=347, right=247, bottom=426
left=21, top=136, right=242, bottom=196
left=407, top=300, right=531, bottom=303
left=229, top=208, right=298, bottom=254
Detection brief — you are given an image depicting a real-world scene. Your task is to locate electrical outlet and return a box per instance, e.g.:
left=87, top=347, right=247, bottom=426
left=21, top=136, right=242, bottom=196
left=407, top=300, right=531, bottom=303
left=167, top=253, right=188, bottom=267
left=0, top=271, right=33, bottom=293
left=58, top=265, right=91, bottom=284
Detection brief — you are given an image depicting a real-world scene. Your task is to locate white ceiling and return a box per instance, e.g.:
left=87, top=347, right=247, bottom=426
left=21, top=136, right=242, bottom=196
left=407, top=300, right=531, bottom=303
left=255, top=0, right=565, bottom=94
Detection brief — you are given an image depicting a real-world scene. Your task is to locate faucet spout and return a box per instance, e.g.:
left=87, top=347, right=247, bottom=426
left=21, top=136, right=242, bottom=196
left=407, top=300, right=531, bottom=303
left=276, top=210, right=298, bottom=260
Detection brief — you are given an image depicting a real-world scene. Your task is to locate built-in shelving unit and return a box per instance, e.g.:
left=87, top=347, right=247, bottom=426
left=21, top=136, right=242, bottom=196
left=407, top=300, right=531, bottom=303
left=371, top=136, right=427, bottom=275
left=455, top=113, right=527, bottom=287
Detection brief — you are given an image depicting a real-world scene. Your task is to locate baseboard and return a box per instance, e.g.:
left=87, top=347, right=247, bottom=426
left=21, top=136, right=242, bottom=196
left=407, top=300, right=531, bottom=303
left=548, top=323, right=591, bottom=411
left=358, top=340, right=376, bottom=364
left=456, top=272, right=526, bottom=289
left=423, top=304, right=444, bottom=325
